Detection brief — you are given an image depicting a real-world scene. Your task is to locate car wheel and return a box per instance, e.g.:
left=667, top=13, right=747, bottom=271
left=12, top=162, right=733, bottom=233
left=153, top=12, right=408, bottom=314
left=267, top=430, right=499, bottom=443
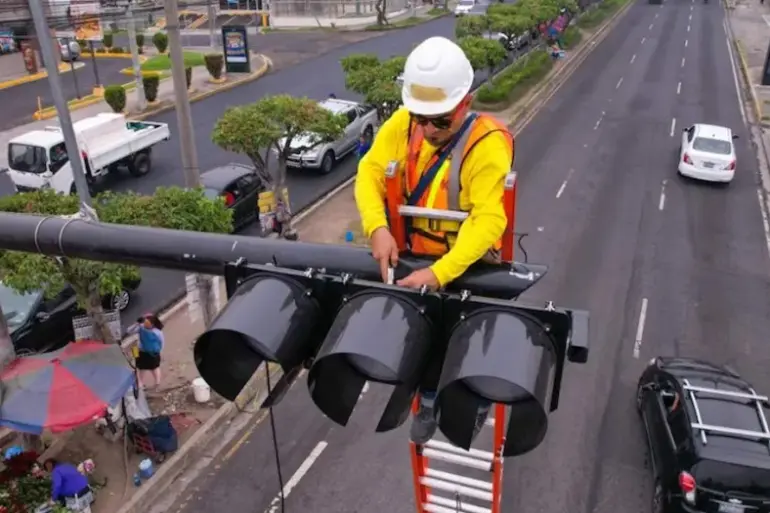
left=320, top=151, right=335, bottom=175
left=128, top=152, right=151, bottom=177
left=652, top=481, right=668, bottom=513
left=111, top=289, right=131, bottom=312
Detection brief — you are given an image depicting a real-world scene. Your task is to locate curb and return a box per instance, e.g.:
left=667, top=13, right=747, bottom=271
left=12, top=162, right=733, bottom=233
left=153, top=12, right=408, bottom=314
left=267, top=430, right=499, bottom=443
left=0, top=62, right=85, bottom=91
left=114, top=363, right=284, bottom=513
left=734, top=39, right=763, bottom=123
left=30, top=54, right=271, bottom=122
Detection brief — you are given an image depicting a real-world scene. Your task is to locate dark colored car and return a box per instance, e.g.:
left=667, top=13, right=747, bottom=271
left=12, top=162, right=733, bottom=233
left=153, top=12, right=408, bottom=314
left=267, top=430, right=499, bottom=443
left=2, top=278, right=141, bottom=355
left=200, top=164, right=265, bottom=231
left=637, top=356, right=770, bottom=513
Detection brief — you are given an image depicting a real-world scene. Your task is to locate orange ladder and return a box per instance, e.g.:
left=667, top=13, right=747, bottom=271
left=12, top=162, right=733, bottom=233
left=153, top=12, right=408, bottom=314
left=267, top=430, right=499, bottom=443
left=410, top=399, right=506, bottom=513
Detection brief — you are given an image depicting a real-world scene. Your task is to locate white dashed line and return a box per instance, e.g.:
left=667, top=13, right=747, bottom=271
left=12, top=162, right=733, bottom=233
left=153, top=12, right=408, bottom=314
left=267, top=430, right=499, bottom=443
left=630, top=54, right=636, bottom=64
left=658, top=180, right=667, bottom=211
left=677, top=81, right=681, bottom=95
left=632, top=298, right=649, bottom=359
left=689, top=12, right=692, bottom=19
left=594, top=111, right=605, bottom=130
left=641, top=36, right=646, bottom=44
left=687, top=24, right=691, bottom=32
left=265, top=442, right=328, bottom=513
left=681, top=57, right=686, bottom=67
left=685, top=39, right=688, bottom=47
left=655, top=12, right=659, bottom=18
left=359, top=381, right=370, bottom=399
left=649, top=23, right=654, bottom=30
left=670, top=117, right=676, bottom=137
left=616, top=77, right=624, bottom=89
left=556, top=169, right=574, bottom=199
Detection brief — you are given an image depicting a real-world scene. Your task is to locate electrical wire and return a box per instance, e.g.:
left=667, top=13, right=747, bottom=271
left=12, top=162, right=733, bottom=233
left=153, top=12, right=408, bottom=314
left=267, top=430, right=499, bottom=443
left=264, top=363, right=287, bottom=513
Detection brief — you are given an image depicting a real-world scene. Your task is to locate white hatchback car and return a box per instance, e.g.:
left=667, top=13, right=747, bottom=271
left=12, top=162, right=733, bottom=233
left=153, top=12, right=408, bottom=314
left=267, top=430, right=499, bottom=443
left=678, top=124, right=738, bottom=183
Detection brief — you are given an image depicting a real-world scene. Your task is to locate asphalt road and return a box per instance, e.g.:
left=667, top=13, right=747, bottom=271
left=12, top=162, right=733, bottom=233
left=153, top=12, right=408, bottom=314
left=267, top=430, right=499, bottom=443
left=0, top=58, right=129, bottom=131
left=149, top=1, right=770, bottom=513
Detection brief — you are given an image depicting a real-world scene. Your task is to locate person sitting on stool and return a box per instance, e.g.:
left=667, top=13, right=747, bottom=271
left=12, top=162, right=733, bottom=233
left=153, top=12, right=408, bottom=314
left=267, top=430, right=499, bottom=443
left=45, top=459, right=91, bottom=507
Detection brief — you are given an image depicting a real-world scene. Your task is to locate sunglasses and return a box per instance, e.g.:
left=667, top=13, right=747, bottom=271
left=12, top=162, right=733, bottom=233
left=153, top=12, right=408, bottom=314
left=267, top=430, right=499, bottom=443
left=412, top=114, right=454, bottom=130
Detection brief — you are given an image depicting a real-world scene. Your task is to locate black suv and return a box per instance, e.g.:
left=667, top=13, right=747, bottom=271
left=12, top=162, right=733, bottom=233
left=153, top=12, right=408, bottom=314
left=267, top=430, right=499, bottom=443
left=1, top=278, right=141, bottom=355
left=637, top=357, right=770, bottom=513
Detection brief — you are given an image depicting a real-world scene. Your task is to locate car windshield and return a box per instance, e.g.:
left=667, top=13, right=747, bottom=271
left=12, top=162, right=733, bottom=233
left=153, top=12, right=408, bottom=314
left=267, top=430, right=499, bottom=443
left=0, top=283, right=40, bottom=332
left=693, top=137, right=732, bottom=155
left=459, top=1, right=474, bottom=6
left=8, top=143, right=47, bottom=174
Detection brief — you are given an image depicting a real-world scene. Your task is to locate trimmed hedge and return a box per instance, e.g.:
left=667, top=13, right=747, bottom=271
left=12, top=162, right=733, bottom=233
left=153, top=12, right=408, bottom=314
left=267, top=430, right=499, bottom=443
left=102, top=33, right=113, bottom=49
left=143, top=75, right=160, bottom=102
left=561, top=26, right=582, bottom=49
left=577, top=0, right=628, bottom=29
left=104, top=85, right=126, bottom=113
left=204, top=53, right=224, bottom=79
left=152, top=32, right=168, bottom=53
left=474, top=50, right=553, bottom=106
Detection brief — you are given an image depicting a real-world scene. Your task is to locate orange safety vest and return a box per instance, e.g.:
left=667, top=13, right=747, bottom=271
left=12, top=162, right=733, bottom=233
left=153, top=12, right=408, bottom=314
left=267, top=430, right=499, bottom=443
left=398, top=114, right=515, bottom=257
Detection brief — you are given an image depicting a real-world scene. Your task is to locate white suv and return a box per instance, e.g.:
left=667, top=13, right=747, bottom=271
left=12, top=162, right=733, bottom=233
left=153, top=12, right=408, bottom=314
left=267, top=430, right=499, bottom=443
left=279, top=98, right=378, bottom=175
left=678, top=124, right=738, bottom=183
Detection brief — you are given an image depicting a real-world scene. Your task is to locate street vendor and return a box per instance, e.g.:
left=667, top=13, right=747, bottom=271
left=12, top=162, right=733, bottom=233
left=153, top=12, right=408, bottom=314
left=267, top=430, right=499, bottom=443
left=44, top=459, right=91, bottom=506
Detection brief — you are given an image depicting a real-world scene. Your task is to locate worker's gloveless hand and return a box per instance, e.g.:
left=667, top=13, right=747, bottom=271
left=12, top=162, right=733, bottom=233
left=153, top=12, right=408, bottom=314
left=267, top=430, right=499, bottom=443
left=397, top=267, right=439, bottom=291
left=371, top=227, right=399, bottom=282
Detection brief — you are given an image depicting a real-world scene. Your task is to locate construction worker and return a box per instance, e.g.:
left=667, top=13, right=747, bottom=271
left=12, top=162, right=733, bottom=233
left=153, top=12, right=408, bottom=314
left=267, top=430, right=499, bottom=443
left=354, top=36, right=514, bottom=444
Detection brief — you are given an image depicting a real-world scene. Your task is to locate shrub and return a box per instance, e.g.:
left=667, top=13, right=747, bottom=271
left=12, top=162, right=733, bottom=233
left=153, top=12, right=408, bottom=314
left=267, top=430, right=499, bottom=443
left=110, top=46, right=125, bottom=54
left=143, top=75, right=160, bottom=102
left=561, top=26, right=582, bottom=49
left=185, top=66, right=192, bottom=89
left=104, top=84, right=126, bottom=113
left=102, top=32, right=113, bottom=48
left=475, top=50, right=553, bottom=106
left=76, top=39, right=87, bottom=51
left=152, top=32, right=168, bottom=53
left=204, top=53, right=224, bottom=79
left=95, top=47, right=106, bottom=53
left=136, top=33, right=145, bottom=54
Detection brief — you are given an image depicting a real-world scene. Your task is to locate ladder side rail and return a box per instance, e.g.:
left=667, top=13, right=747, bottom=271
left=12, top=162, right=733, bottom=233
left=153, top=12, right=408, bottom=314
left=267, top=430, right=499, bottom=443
left=683, top=384, right=769, bottom=402
left=690, top=423, right=770, bottom=440
left=684, top=379, right=708, bottom=444
left=749, top=388, right=770, bottom=453
left=411, top=396, right=429, bottom=513
left=491, top=403, right=506, bottom=513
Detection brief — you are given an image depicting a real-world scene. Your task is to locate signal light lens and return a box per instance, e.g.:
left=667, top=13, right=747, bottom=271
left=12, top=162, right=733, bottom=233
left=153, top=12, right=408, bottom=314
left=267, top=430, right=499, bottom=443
left=679, top=471, right=697, bottom=503
left=194, top=273, right=320, bottom=401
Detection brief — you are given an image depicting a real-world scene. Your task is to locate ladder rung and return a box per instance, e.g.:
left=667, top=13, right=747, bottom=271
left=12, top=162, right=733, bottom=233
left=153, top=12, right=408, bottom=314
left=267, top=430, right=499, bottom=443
left=425, top=440, right=495, bottom=462
left=419, top=477, right=494, bottom=502
left=485, top=418, right=495, bottom=427
left=425, top=468, right=493, bottom=492
left=427, top=495, right=492, bottom=513
left=423, top=504, right=462, bottom=513
left=422, top=448, right=492, bottom=471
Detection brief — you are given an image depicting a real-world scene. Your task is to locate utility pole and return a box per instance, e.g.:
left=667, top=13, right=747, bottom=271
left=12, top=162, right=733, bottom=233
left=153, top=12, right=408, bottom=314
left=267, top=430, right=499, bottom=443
left=208, top=0, right=217, bottom=48
left=126, top=1, right=146, bottom=111
left=28, top=0, right=95, bottom=216
left=163, top=0, right=213, bottom=327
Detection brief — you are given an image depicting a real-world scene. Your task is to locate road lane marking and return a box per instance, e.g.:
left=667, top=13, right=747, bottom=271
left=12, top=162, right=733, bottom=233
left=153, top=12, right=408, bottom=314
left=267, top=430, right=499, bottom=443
left=556, top=169, right=574, bottom=198
left=763, top=14, right=770, bottom=27
left=757, top=190, right=770, bottom=261
left=677, top=81, right=681, bottom=95
left=685, top=39, right=688, bottom=47
left=689, top=12, right=692, bottom=20
left=616, top=77, right=624, bottom=89
left=681, top=57, right=686, bottom=67
left=359, top=381, right=370, bottom=399
left=632, top=298, right=649, bottom=359
left=265, top=442, right=329, bottom=513
left=670, top=117, right=676, bottom=137
left=655, top=12, right=658, bottom=18
left=725, top=35, right=748, bottom=126
left=630, top=53, right=636, bottom=64
left=648, top=23, right=653, bottom=30
left=594, top=111, right=605, bottom=130
left=659, top=180, right=667, bottom=211
left=687, top=24, right=691, bottom=32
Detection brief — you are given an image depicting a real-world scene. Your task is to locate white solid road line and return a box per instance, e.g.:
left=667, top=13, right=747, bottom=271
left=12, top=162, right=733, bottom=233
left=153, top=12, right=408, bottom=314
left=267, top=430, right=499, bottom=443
left=677, top=81, right=682, bottom=95
left=757, top=190, right=770, bottom=261
left=670, top=117, right=676, bottom=137
left=632, top=298, right=649, bottom=359
left=556, top=169, right=574, bottom=198
left=658, top=180, right=667, bottom=211
left=725, top=34, right=748, bottom=126
left=265, top=441, right=329, bottom=513
left=616, top=77, right=624, bottom=89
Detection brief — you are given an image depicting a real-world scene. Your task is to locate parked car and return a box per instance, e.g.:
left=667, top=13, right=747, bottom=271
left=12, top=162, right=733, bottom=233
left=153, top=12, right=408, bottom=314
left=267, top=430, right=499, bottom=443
left=2, top=277, right=141, bottom=355
left=200, top=164, right=265, bottom=231
left=636, top=356, right=770, bottom=513
left=278, top=98, right=378, bottom=175
left=59, top=38, right=80, bottom=62
left=678, top=123, right=738, bottom=184
left=455, top=0, right=475, bottom=15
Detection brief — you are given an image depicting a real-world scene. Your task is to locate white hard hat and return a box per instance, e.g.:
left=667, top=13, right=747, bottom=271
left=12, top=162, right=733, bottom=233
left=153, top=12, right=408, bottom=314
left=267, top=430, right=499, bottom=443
left=401, top=37, right=474, bottom=116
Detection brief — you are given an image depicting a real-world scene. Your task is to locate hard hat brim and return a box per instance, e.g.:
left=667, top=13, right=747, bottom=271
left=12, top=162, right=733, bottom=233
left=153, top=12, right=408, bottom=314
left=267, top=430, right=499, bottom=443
left=401, top=81, right=472, bottom=117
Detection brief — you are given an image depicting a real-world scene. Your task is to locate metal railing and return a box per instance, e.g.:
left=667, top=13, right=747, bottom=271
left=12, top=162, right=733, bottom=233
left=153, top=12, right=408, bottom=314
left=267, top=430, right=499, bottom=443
left=270, top=0, right=409, bottom=18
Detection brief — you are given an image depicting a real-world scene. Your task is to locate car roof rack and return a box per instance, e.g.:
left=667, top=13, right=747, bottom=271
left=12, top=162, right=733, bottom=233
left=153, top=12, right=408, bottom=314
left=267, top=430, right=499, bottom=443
left=683, top=379, right=770, bottom=453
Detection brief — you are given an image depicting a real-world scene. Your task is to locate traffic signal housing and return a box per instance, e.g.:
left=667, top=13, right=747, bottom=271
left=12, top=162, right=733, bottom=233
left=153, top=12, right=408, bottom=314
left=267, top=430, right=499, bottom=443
left=193, top=260, right=589, bottom=457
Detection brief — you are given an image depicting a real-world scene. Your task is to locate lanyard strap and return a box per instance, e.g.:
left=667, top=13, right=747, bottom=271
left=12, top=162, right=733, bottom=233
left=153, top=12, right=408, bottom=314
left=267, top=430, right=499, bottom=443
left=406, top=113, right=478, bottom=206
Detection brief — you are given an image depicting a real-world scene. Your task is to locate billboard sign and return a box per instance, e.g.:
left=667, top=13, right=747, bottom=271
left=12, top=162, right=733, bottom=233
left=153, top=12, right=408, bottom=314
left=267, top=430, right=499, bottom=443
left=71, top=1, right=104, bottom=41
left=222, top=25, right=251, bottom=73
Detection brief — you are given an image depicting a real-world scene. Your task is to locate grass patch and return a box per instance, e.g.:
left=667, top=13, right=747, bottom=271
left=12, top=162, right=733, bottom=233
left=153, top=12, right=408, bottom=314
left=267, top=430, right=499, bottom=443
left=364, top=8, right=448, bottom=30
left=140, top=50, right=205, bottom=71
left=577, top=0, right=629, bottom=30
left=473, top=50, right=553, bottom=110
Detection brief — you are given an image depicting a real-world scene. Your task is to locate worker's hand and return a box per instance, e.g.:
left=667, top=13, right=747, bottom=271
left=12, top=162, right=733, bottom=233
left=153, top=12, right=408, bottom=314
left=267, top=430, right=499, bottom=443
left=397, top=268, right=440, bottom=291
left=371, top=227, right=399, bottom=282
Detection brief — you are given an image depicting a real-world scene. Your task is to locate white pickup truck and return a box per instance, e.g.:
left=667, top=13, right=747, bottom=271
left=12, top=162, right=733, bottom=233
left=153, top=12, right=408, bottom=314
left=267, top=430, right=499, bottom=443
left=7, top=113, right=171, bottom=195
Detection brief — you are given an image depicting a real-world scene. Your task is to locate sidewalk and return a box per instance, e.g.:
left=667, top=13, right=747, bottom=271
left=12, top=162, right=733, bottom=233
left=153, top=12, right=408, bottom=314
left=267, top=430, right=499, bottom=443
left=729, top=0, right=770, bottom=123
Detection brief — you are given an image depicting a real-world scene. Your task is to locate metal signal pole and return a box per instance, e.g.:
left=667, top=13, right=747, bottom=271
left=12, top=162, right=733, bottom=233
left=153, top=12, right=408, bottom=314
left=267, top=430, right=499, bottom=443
left=127, top=1, right=147, bottom=111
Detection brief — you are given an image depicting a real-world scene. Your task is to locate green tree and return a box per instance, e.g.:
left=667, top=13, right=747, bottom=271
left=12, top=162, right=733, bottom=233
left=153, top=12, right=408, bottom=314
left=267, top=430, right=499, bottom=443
left=489, top=8, right=533, bottom=42
left=458, top=37, right=507, bottom=79
left=455, top=15, right=489, bottom=38
left=341, top=55, right=405, bottom=122
left=212, top=95, right=347, bottom=238
left=0, top=188, right=232, bottom=346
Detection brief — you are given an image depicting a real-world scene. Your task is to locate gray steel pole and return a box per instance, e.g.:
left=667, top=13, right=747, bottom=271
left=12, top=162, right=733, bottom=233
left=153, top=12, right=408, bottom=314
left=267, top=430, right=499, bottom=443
left=127, top=2, right=147, bottom=111
left=208, top=0, right=217, bottom=48
left=28, top=0, right=94, bottom=214
left=163, top=0, right=211, bottom=325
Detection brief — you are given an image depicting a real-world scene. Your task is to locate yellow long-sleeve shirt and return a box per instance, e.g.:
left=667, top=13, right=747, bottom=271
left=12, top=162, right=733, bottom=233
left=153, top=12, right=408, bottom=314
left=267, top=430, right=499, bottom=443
left=355, top=107, right=512, bottom=286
